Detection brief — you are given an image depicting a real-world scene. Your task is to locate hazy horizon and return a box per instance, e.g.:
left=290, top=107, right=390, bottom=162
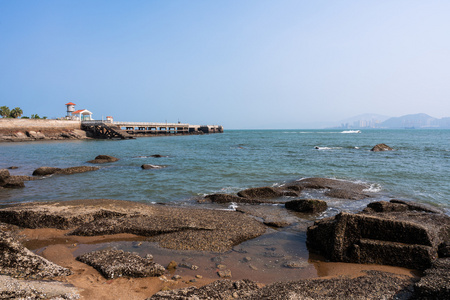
left=1, top=1, right=450, bottom=129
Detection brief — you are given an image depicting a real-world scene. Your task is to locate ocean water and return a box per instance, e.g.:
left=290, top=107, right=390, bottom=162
left=1, top=129, right=449, bottom=215
left=2, top=129, right=449, bottom=282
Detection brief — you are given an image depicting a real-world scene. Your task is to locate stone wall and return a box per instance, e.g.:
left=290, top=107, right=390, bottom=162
left=0, top=119, right=87, bottom=141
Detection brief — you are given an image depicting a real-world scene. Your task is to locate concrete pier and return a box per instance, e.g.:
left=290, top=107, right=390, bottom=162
left=81, top=120, right=223, bottom=139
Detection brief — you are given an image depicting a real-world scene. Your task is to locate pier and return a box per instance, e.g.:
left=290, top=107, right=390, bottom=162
left=81, top=120, right=223, bottom=139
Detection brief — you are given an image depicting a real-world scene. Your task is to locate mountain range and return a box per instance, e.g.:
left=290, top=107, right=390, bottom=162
left=336, top=113, right=450, bottom=129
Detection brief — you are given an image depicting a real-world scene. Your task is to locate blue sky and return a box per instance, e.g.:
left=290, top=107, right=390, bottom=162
left=1, top=1, right=449, bottom=129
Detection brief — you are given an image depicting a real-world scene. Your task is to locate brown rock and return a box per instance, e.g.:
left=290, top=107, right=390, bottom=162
left=285, top=199, right=327, bottom=213
left=87, top=155, right=119, bottom=164
left=32, top=167, right=62, bottom=176
left=76, top=249, right=165, bottom=279
left=0, top=230, right=71, bottom=279
left=237, top=187, right=284, bottom=199
left=141, top=164, right=166, bottom=170
left=57, top=166, right=99, bottom=175
left=203, top=194, right=267, bottom=204
left=307, top=209, right=450, bottom=270
left=371, top=143, right=393, bottom=151
left=414, top=258, right=450, bottom=299
left=324, top=188, right=369, bottom=200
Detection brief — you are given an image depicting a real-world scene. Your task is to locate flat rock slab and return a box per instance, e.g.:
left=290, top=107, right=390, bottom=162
left=149, top=279, right=260, bottom=299
left=0, top=199, right=266, bottom=253
left=150, top=271, right=415, bottom=300
left=76, top=249, right=165, bottom=279
left=0, top=230, right=72, bottom=279
left=0, top=275, right=79, bottom=300
left=32, top=166, right=99, bottom=176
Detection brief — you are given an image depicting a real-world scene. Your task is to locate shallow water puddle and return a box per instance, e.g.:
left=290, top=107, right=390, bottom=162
left=71, top=231, right=319, bottom=284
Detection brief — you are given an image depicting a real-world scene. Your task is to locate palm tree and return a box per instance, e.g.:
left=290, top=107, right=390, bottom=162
left=0, top=106, right=10, bottom=118
left=9, top=107, right=23, bottom=118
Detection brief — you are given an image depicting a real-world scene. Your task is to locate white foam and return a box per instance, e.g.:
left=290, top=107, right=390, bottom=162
left=363, top=183, right=382, bottom=193
left=341, top=130, right=361, bottom=134
left=314, top=146, right=343, bottom=150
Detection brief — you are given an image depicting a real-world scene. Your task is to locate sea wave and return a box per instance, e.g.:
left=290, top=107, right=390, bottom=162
left=341, top=130, right=361, bottom=134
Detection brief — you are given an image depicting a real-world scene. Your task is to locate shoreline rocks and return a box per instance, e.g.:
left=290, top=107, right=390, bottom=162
left=371, top=143, right=393, bottom=151
left=32, top=166, right=100, bottom=176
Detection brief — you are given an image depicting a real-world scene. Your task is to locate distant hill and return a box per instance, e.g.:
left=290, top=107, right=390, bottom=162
left=334, top=113, right=450, bottom=129
left=380, top=113, right=450, bottom=129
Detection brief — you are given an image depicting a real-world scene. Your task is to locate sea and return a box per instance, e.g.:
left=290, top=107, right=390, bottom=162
left=1, top=129, right=449, bottom=282
left=1, top=129, right=449, bottom=213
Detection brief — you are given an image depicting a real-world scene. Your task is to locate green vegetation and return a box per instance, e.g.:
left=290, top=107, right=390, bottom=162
left=0, top=106, right=46, bottom=119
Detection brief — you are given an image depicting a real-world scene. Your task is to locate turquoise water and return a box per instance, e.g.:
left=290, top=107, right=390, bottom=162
left=1, top=129, right=449, bottom=214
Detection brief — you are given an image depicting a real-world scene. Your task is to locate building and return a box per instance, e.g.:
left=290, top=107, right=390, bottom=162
left=65, top=102, right=93, bottom=121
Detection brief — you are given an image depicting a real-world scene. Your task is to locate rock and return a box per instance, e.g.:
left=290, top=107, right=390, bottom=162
left=0, top=275, right=79, bottom=299
left=150, top=154, right=165, bottom=158
left=217, top=269, right=232, bottom=278
left=414, top=258, right=450, bottom=299
left=26, top=131, right=45, bottom=139
left=32, top=167, right=62, bottom=176
left=307, top=208, right=450, bottom=270
left=0, top=230, right=72, bottom=279
left=7, top=166, right=18, bottom=170
left=294, top=177, right=369, bottom=192
left=141, top=164, right=166, bottom=170
left=203, top=193, right=268, bottom=204
left=57, top=166, right=99, bottom=175
left=149, top=279, right=260, bottom=299
left=76, top=249, right=165, bottom=279
left=179, top=263, right=198, bottom=270
left=282, top=260, right=308, bottom=269
left=285, top=199, right=327, bottom=213
left=167, top=261, right=177, bottom=270
left=371, top=143, right=393, bottom=151
left=0, top=169, right=11, bottom=183
left=172, top=275, right=181, bottom=280
left=324, top=188, right=369, bottom=200
left=239, top=271, right=415, bottom=299
left=32, top=166, right=99, bottom=176
left=0, top=170, right=26, bottom=188
left=87, top=155, right=119, bottom=164
left=2, top=176, right=25, bottom=188
left=237, top=187, right=284, bottom=199
left=0, top=199, right=266, bottom=253
left=263, top=220, right=290, bottom=228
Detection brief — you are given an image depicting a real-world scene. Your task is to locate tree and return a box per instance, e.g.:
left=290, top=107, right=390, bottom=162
left=0, top=106, right=10, bottom=118
left=31, top=114, right=40, bottom=119
left=9, top=107, right=23, bottom=118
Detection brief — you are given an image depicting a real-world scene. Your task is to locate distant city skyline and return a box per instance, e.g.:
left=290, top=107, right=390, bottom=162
left=1, top=1, right=450, bottom=129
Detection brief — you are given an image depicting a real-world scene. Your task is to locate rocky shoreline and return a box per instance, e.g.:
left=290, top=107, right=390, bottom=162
left=0, top=176, right=449, bottom=299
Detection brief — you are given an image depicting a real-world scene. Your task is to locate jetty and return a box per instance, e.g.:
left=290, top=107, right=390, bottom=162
left=81, top=120, right=223, bottom=139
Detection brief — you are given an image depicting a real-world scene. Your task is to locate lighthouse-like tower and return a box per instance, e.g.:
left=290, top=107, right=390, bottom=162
left=65, top=102, right=76, bottom=118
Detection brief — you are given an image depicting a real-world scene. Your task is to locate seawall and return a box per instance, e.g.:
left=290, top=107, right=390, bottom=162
left=0, top=119, right=88, bottom=142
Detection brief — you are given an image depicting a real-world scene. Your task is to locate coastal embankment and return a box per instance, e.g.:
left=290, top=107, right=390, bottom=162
left=0, top=119, right=223, bottom=142
left=0, top=119, right=88, bottom=142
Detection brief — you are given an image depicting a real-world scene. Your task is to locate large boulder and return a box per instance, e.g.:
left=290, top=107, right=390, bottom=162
left=76, top=249, right=165, bottom=279
left=285, top=199, right=327, bottom=213
left=307, top=203, right=450, bottom=271
left=0, top=230, right=71, bottom=279
left=87, top=155, right=119, bottom=164
left=371, top=143, right=393, bottom=151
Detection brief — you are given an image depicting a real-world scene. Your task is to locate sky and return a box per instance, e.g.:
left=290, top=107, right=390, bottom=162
left=1, top=0, right=449, bottom=129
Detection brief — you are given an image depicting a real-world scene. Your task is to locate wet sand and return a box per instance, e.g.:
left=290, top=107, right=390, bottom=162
left=19, top=227, right=420, bottom=299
